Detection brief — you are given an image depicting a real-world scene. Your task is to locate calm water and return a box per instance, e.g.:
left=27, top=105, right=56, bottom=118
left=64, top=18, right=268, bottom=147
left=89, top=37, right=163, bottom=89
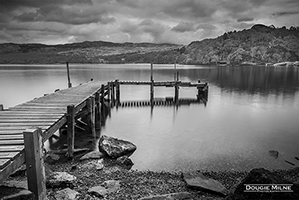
left=0, top=64, right=298, bottom=172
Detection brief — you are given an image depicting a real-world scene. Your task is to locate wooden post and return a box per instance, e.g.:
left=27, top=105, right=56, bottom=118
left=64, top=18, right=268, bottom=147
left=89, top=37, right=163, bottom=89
left=150, top=63, right=154, bottom=104
left=115, top=80, right=120, bottom=106
left=111, top=82, right=115, bottom=106
left=0, top=104, right=3, bottom=111
left=67, top=105, right=75, bottom=158
left=23, top=128, right=46, bottom=199
left=101, top=84, right=105, bottom=105
left=66, top=62, right=72, bottom=88
left=87, top=96, right=96, bottom=148
left=175, top=85, right=179, bottom=104
left=95, top=92, right=101, bottom=130
left=174, top=62, right=177, bottom=81
left=107, top=83, right=111, bottom=117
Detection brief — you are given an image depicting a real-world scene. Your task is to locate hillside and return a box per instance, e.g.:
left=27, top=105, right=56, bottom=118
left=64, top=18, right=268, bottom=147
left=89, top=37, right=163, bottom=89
left=0, top=24, right=298, bottom=65
left=182, top=24, right=299, bottom=65
left=0, top=41, right=181, bottom=64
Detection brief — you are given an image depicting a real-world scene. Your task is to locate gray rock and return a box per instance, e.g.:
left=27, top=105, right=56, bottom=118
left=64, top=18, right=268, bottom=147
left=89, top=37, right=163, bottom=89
left=116, top=155, right=134, bottom=168
left=183, top=171, right=229, bottom=196
left=269, top=150, right=279, bottom=158
left=0, top=186, right=34, bottom=200
left=80, top=159, right=104, bottom=171
left=88, top=180, right=121, bottom=198
left=45, top=152, right=61, bottom=164
left=55, top=188, right=80, bottom=200
left=1, top=180, right=28, bottom=190
left=139, top=192, right=192, bottom=200
left=99, top=135, right=136, bottom=159
left=47, top=172, right=77, bottom=188
left=80, top=151, right=104, bottom=161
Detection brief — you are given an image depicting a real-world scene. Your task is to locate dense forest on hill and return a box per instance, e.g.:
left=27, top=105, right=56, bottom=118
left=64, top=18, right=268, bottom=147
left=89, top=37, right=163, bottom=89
left=0, top=24, right=298, bottom=65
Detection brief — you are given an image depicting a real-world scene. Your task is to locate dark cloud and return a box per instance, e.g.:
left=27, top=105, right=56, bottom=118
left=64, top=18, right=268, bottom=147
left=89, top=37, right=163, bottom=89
left=161, top=0, right=216, bottom=19
left=172, top=21, right=195, bottom=32
left=1, top=0, right=299, bottom=44
left=237, top=17, right=254, bottom=22
left=273, top=11, right=299, bottom=16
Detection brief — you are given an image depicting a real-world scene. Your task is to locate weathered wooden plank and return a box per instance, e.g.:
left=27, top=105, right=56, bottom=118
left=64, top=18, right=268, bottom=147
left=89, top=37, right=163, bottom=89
left=0, top=135, right=23, bottom=140
left=0, top=151, right=24, bottom=182
left=0, top=126, right=49, bottom=130
left=1, top=111, right=65, bottom=115
left=43, top=116, right=67, bottom=142
left=9, top=107, right=66, bottom=111
left=0, top=152, right=19, bottom=159
left=0, top=140, right=24, bottom=145
left=0, top=119, right=58, bottom=123
left=0, top=159, right=10, bottom=170
left=0, top=115, right=62, bottom=119
left=0, top=122, right=54, bottom=127
left=0, top=146, right=24, bottom=152
left=0, top=131, right=24, bottom=135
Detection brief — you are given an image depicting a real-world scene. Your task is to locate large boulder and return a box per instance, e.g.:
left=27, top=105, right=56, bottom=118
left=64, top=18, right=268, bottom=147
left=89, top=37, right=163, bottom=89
left=227, top=168, right=299, bottom=200
left=99, top=135, right=136, bottom=159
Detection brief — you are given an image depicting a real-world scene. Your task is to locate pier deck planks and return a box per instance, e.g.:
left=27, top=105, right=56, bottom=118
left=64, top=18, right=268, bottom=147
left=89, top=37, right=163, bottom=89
left=0, top=81, right=103, bottom=183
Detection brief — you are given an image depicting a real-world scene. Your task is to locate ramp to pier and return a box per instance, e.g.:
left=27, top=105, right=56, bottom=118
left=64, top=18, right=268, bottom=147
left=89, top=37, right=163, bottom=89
left=0, top=81, right=104, bottom=182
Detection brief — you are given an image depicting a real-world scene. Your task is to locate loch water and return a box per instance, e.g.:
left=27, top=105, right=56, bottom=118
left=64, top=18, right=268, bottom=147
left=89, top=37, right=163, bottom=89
left=0, top=64, right=298, bottom=172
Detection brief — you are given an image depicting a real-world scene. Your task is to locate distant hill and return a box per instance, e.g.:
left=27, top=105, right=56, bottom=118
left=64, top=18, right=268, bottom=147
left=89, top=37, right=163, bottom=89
left=181, top=24, right=299, bottom=65
left=0, top=24, right=298, bottom=65
left=0, top=41, right=181, bottom=64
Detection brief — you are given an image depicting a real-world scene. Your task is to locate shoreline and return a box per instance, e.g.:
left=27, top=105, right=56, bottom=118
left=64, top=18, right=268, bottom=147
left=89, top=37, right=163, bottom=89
left=2, top=153, right=299, bottom=199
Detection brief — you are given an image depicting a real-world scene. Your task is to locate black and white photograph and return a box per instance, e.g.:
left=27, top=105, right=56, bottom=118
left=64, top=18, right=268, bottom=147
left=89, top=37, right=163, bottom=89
left=0, top=0, right=298, bottom=199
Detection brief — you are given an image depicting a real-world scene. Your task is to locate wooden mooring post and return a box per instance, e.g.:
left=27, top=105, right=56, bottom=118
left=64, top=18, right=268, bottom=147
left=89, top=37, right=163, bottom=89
left=67, top=104, right=75, bottom=158
left=66, top=62, right=72, bottom=88
left=0, top=104, right=3, bottom=111
left=23, top=128, right=46, bottom=199
left=115, top=80, right=120, bottom=106
left=150, top=63, right=154, bottom=104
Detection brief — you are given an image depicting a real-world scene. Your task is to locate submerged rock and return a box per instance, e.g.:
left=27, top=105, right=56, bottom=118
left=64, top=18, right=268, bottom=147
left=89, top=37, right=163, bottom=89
left=227, top=168, right=299, bottom=200
left=269, top=150, right=279, bottom=158
left=99, top=135, right=137, bottom=159
left=139, top=192, right=192, bottom=200
left=183, top=171, right=229, bottom=196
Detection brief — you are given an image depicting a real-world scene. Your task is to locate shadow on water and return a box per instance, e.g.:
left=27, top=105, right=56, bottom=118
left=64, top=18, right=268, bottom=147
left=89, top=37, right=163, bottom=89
left=46, top=97, right=208, bottom=155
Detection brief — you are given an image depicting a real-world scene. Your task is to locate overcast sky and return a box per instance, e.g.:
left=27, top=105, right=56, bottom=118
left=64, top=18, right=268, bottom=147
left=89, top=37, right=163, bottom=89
left=0, top=0, right=298, bottom=45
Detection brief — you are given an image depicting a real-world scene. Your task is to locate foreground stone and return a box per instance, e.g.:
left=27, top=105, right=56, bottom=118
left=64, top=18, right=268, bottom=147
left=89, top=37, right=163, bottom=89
left=227, top=168, right=299, bottom=200
left=99, top=135, right=137, bottom=158
left=55, top=188, right=80, bottom=200
left=116, top=155, right=134, bottom=169
left=47, top=172, right=77, bottom=188
left=88, top=180, right=121, bottom=198
left=183, top=171, right=229, bottom=196
left=80, top=150, right=104, bottom=161
left=80, top=159, right=104, bottom=171
left=0, top=186, right=34, bottom=200
left=139, top=192, right=192, bottom=200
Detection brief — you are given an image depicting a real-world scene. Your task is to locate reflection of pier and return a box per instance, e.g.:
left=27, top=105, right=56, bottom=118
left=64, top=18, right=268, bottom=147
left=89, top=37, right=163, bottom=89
left=0, top=63, right=208, bottom=198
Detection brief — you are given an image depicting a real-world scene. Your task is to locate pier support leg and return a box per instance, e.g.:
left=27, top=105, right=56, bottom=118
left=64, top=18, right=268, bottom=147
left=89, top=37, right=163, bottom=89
left=111, top=83, right=115, bottom=107
left=87, top=96, right=96, bottom=149
left=23, top=128, right=46, bottom=200
left=116, top=80, right=120, bottom=107
left=175, top=84, right=179, bottom=104
left=67, top=105, right=75, bottom=158
left=107, top=83, right=111, bottom=117
left=95, top=92, right=101, bottom=130
left=0, top=104, right=3, bottom=111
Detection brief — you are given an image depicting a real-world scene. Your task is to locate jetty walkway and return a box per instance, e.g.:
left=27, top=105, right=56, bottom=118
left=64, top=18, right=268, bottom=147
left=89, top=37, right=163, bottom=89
left=0, top=78, right=208, bottom=198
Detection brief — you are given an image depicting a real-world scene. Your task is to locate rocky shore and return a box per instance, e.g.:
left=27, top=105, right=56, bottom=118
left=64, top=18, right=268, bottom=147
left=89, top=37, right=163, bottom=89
left=1, top=135, right=299, bottom=199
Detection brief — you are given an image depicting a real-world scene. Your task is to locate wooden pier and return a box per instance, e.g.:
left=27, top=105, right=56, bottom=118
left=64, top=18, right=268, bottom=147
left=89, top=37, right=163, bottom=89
left=0, top=73, right=208, bottom=198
